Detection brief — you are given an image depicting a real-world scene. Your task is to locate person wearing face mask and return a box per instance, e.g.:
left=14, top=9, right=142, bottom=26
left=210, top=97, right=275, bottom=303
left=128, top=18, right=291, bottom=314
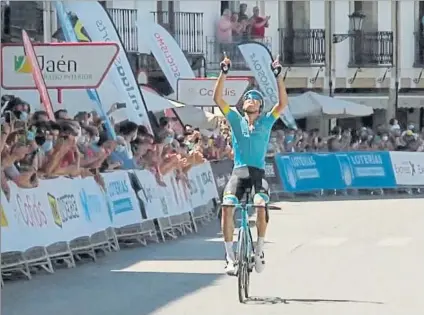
left=339, top=129, right=352, bottom=150
left=25, top=122, right=54, bottom=173
left=107, top=130, right=139, bottom=170
left=378, top=133, right=394, bottom=151
left=40, top=120, right=81, bottom=177
left=403, top=130, right=420, bottom=151
left=284, top=131, right=296, bottom=152
left=161, top=131, right=175, bottom=146
left=389, top=118, right=401, bottom=131
left=401, top=123, right=418, bottom=139
left=158, top=117, right=173, bottom=139
left=79, top=126, right=99, bottom=157
left=4, top=98, right=31, bottom=122
left=267, top=134, right=278, bottom=156
left=115, top=121, right=138, bottom=158
left=327, top=126, right=342, bottom=152
left=77, top=126, right=113, bottom=169
left=357, top=128, right=371, bottom=151
left=389, top=127, right=404, bottom=150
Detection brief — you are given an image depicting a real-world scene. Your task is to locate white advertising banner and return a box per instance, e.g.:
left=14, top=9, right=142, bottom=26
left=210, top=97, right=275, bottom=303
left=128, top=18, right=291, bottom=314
left=389, top=152, right=424, bottom=186
left=238, top=42, right=297, bottom=129
left=135, top=163, right=219, bottom=219
left=176, top=78, right=250, bottom=106
left=63, top=1, right=152, bottom=130
left=187, top=162, right=219, bottom=208
left=102, top=171, right=144, bottom=227
left=1, top=172, right=142, bottom=252
left=137, top=19, right=195, bottom=93
left=134, top=169, right=169, bottom=219
left=1, top=165, right=217, bottom=252
left=1, top=43, right=119, bottom=89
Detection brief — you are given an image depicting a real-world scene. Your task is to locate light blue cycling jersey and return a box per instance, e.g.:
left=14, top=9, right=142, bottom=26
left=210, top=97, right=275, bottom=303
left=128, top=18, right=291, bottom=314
left=224, top=107, right=278, bottom=170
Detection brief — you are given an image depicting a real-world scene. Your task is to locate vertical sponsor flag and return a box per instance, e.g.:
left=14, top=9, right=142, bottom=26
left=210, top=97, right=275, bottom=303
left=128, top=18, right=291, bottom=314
left=238, top=42, right=297, bottom=129
left=137, top=18, right=195, bottom=93
left=63, top=1, right=152, bottom=132
left=55, top=1, right=116, bottom=139
left=22, top=30, right=55, bottom=120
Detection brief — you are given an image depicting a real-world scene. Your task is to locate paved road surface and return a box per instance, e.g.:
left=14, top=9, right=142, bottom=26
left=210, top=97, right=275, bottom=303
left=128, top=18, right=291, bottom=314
left=3, top=198, right=424, bottom=315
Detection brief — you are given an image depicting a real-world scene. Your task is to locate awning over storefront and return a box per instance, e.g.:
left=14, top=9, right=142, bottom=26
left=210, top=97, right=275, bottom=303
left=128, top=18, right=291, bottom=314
left=289, top=92, right=374, bottom=118
left=141, top=87, right=184, bottom=112
left=334, top=95, right=389, bottom=110
left=398, top=95, right=424, bottom=109
left=175, top=106, right=221, bottom=130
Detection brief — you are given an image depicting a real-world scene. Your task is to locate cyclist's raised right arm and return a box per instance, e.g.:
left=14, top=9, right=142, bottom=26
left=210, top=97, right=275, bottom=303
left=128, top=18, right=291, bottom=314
left=213, top=57, right=241, bottom=124
left=213, top=68, right=230, bottom=114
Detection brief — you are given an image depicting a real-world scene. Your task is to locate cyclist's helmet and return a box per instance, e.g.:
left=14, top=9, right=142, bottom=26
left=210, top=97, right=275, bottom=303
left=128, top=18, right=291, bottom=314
left=242, top=89, right=264, bottom=113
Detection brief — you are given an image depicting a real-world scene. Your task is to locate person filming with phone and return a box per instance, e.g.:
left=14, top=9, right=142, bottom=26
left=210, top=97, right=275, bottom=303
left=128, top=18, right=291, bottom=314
left=213, top=53, right=288, bottom=275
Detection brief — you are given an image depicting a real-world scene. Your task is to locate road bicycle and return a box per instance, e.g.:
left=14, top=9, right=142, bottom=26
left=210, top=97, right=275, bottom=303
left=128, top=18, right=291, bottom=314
left=233, top=189, right=281, bottom=303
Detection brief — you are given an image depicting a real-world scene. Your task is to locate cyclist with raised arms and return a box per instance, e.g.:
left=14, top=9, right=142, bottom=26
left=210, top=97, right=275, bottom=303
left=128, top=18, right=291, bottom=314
left=213, top=54, right=288, bottom=275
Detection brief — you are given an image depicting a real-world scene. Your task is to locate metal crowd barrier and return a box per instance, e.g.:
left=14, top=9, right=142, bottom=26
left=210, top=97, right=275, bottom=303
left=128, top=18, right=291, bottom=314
left=1, top=163, right=220, bottom=286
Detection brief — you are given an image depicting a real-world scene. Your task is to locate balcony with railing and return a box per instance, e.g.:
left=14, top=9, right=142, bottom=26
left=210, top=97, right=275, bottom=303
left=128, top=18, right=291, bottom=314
left=348, top=31, right=393, bottom=67
left=108, top=8, right=138, bottom=52
left=151, top=11, right=204, bottom=54
left=278, top=28, right=325, bottom=66
left=205, top=36, right=272, bottom=70
left=413, top=31, right=424, bottom=68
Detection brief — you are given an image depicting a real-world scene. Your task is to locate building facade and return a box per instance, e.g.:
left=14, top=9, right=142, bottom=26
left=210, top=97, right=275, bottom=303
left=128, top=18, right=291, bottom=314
left=1, top=0, right=424, bottom=130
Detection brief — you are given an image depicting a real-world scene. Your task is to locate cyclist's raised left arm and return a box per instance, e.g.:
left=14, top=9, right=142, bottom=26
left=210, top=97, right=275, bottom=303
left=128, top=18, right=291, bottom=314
left=270, top=68, right=288, bottom=119
left=268, top=56, right=288, bottom=119
left=213, top=56, right=242, bottom=126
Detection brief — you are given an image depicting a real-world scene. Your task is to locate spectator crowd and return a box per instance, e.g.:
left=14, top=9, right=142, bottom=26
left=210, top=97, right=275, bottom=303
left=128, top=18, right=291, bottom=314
left=266, top=120, right=424, bottom=156
left=1, top=94, right=423, bottom=199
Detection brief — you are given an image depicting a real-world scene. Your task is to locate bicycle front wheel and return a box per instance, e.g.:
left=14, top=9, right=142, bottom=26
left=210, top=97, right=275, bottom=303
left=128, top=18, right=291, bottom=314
left=237, top=229, right=249, bottom=303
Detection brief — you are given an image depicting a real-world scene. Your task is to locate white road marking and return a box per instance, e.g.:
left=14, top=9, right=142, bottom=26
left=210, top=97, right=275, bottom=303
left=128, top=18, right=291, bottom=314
left=310, top=237, right=348, bottom=246
left=376, top=237, right=413, bottom=247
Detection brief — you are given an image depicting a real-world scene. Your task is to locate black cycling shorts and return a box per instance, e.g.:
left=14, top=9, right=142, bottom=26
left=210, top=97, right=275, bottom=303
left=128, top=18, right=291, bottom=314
left=221, top=166, right=270, bottom=222
left=223, top=166, right=269, bottom=201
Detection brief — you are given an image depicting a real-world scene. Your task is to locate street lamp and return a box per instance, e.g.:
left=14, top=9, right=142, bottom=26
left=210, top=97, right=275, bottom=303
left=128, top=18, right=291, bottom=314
left=348, top=11, right=366, bottom=32
left=333, top=12, right=366, bottom=43
left=329, top=11, right=367, bottom=97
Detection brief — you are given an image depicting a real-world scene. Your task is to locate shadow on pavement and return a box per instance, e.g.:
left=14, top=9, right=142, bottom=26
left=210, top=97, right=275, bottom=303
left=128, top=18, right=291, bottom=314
left=3, top=270, right=222, bottom=315
left=2, top=222, right=226, bottom=315
left=245, top=296, right=384, bottom=305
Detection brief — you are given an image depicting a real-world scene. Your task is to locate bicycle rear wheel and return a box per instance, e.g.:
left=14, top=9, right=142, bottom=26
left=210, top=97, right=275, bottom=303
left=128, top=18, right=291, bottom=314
left=244, top=248, right=251, bottom=299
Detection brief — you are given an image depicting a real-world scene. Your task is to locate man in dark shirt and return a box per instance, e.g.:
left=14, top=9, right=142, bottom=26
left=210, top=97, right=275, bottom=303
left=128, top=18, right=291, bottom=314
left=238, top=3, right=249, bottom=40
left=238, top=3, right=248, bottom=22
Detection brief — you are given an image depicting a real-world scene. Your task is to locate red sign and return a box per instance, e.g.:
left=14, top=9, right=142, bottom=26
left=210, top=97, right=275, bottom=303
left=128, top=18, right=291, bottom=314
left=22, top=30, right=55, bottom=120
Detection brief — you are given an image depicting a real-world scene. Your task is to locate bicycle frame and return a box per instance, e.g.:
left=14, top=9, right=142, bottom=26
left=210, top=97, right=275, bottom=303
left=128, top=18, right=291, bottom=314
left=235, top=201, right=255, bottom=303
left=236, top=203, right=255, bottom=260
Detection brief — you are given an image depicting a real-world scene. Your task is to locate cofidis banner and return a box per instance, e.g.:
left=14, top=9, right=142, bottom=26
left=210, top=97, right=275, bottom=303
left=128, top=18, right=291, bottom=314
left=238, top=42, right=297, bottom=130
left=275, top=151, right=397, bottom=192
left=63, top=1, right=152, bottom=131
left=137, top=18, right=195, bottom=93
